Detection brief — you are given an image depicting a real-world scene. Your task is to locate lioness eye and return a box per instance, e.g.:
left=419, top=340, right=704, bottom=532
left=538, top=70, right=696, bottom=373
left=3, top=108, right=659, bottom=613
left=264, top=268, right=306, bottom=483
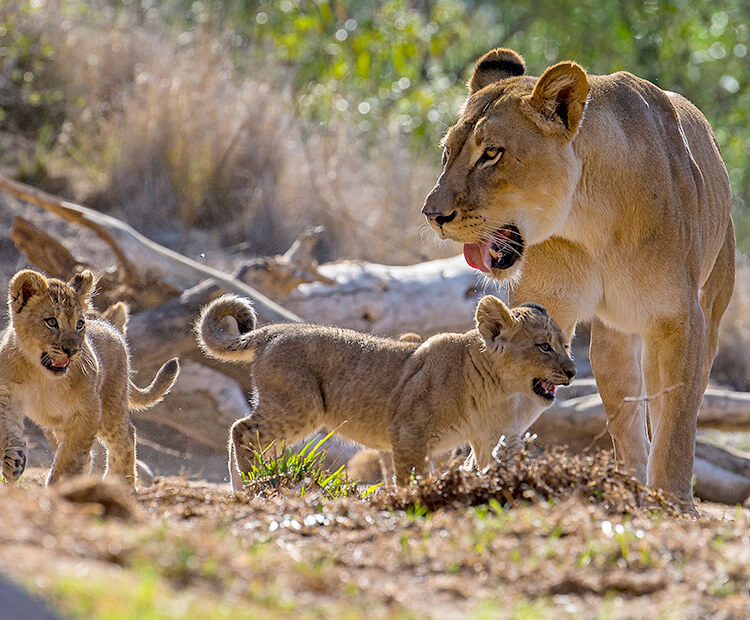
left=441, top=146, right=450, bottom=167
left=76, top=320, right=85, bottom=331
left=44, top=317, right=58, bottom=329
left=538, top=342, right=552, bottom=353
left=476, top=146, right=503, bottom=167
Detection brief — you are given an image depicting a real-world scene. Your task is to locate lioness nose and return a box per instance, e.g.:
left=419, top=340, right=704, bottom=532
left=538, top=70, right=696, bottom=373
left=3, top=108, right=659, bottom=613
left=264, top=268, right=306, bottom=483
left=421, top=185, right=456, bottom=222
left=62, top=346, right=77, bottom=357
left=433, top=210, right=457, bottom=226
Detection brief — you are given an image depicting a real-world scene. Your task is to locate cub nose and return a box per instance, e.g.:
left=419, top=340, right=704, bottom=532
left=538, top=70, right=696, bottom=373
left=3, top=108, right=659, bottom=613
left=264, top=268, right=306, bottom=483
left=563, top=365, right=576, bottom=380
left=62, top=346, right=77, bottom=357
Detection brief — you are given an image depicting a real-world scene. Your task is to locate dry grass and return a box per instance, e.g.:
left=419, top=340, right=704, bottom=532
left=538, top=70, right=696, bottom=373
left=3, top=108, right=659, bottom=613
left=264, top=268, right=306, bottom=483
left=2, top=0, right=454, bottom=264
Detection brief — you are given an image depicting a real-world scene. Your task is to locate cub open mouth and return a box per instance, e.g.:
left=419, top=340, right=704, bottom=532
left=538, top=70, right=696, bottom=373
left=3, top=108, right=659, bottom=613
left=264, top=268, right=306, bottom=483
left=463, top=224, right=524, bottom=274
left=41, top=352, right=70, bottom=374
left=532, top=378, right=556, bottom=400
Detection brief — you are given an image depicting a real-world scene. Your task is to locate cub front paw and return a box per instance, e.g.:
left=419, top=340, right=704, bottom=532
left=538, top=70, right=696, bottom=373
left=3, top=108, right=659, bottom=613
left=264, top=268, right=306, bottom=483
left=3, top=446, right=27, bottom=482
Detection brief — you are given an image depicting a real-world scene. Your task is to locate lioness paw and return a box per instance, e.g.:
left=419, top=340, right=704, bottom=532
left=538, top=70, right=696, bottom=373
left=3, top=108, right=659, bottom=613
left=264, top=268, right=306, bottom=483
left=3, top=445, right=27, bottom=482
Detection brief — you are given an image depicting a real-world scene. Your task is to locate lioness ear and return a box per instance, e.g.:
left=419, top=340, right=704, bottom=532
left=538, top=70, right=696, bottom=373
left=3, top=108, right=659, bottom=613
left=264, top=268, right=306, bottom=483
left=475, top=295, right=515, bottom=350
left=9, top=270, right=49, bottom=313
left=468, top=48, right=526, bottom=95
left=524, top=61, right=588, bottom=137
left=68, top=269, right=97, bottom=302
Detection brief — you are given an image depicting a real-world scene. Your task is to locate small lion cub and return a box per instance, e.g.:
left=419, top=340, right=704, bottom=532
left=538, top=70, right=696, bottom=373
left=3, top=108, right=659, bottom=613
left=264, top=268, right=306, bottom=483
left=0, top=269, right=180, bottom=487
left=196, top=293, right=575, bottom=489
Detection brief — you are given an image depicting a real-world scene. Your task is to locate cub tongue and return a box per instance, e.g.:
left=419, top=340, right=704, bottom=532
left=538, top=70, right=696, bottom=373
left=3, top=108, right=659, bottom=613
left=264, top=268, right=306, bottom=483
left=463, top=240, right=492, bottom=273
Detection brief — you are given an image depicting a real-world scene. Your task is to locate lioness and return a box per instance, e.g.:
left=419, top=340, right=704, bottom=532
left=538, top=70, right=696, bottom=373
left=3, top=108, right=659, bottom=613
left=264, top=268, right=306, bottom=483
left=0, top=269, right=180, bottom=487
left=195, top=293, right=575, bottom=489
left=422, top=48, right=735, bottom=506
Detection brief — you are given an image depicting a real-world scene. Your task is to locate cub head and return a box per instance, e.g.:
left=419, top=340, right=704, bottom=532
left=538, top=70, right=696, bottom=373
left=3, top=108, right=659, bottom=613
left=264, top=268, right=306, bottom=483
left=422, top=48, right=589, bottom=279
left=8, top=269, right=97, bottom=376
left=475, top=295, right=576, bottom=403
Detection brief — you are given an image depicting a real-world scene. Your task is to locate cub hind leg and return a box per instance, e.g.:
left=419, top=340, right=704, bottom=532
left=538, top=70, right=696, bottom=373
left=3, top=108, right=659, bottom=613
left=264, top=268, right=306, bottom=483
left=229, top=385, right=325, bottom=490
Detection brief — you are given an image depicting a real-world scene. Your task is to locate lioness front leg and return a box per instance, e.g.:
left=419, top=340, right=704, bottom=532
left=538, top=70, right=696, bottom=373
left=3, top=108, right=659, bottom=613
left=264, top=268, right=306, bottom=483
left=47, top=408, right=100, bottom=485
left=643, top=304, right=705, bottom=505
left=589, top=320, right=649, bottom=484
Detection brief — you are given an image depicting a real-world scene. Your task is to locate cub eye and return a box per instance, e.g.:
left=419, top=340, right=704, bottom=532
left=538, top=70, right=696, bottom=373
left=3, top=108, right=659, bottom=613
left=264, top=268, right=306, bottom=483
left=537, top=342, right=552, bottom=353
left=76, top=320, right=85, bottom=331
left=44, top=317, right=59, bottom=329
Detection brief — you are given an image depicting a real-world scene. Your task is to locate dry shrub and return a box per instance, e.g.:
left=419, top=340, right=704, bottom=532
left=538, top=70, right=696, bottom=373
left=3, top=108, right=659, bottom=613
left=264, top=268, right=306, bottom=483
left=5, top=0, right=454, bottom=263
left=713, top=262, right=750, bottom=390
left=379, top=447, right=685, bottom=517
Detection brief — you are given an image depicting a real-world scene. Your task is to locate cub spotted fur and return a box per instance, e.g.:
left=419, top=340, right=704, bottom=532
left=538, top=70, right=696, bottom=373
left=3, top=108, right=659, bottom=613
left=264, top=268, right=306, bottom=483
left=195, top=293, right=575, bottom=489
left=0, top=269, right=180, bottom=487
left=422, top=48, right=735, bottom=506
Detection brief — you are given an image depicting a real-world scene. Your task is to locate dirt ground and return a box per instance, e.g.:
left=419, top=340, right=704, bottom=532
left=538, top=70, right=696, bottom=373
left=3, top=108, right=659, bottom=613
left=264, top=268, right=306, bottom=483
left=2, top=450, right=749, bottom=619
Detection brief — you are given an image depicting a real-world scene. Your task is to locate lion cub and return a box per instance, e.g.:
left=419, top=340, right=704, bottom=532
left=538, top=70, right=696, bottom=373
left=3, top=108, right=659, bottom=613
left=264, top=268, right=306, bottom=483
left=196, top=293, right=575, bottom=489
left=0, top=269, right=180, bottom=487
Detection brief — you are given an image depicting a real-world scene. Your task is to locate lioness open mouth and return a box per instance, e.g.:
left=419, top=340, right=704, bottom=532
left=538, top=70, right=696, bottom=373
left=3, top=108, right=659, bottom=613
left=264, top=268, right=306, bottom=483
left=532, top=378, right=556, bottom=401
left=463, top=224, right=524, bottom=273
left=41, top=352, right=70, bottom=374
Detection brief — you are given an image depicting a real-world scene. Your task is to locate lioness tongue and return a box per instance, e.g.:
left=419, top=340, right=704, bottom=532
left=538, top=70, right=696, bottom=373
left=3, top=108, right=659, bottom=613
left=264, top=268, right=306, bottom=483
left=463, top=240, right=492, bottom=273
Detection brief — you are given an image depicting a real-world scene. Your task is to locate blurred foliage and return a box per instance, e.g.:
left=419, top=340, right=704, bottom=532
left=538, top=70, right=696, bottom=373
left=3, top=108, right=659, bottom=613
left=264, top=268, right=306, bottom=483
left=1, top=0, right=750, bottom=250
left=0, top=1, right=65, bottom=133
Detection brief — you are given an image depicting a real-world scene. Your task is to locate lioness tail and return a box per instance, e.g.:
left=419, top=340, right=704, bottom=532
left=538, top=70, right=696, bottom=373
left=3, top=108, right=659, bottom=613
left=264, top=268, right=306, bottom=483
left=129, top=357, right=180, bottom=410
left=195, top=294, right=259, bottom=363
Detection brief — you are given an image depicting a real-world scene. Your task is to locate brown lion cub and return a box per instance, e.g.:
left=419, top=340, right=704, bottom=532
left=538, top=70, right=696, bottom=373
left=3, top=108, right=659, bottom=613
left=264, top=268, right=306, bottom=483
left=0, top=269, right=180, bottom=487
left=196, top=294, right=575, bottom=489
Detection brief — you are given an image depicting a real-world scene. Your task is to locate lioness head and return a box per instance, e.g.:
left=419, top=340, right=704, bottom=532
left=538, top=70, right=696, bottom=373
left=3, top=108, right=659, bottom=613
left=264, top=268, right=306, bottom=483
left=475, top=295, right=575, bottom=402
left=422, top=48, right=589, bottom=278
left=8, top=269, right=97, bottom=376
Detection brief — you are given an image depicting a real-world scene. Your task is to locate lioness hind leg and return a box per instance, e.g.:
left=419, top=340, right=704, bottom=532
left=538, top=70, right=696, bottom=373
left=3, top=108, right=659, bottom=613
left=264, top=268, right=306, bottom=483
left=589, top=320, right=650, bottom=484
left=643, top=302, right=706, bottom=505
left=699, top=221, right=735, bottom=393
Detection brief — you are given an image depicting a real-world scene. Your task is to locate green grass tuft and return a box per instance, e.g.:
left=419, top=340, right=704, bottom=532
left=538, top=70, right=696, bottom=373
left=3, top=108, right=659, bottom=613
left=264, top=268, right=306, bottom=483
left=240, top=431, right=356, bottom=499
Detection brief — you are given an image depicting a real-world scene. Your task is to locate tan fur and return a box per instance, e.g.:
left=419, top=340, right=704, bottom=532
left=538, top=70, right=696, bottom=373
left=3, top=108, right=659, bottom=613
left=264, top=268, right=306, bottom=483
left=195, top=294, right=575, bottom=490
left=422, top=48, right=735, bottom=506
left=0, top=269, right=180, bottom=487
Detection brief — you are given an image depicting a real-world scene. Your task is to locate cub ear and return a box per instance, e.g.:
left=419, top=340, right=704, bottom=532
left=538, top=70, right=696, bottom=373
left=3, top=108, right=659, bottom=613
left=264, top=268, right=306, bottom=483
left=524, top=61, right=588, bottom=137
left=468, top=48, right=526, bottom=95
left=68, top=269, right=98, bottom=301
left=475, top=295, right=515, bottom=350
left=9, top=270, right=49, bottom=313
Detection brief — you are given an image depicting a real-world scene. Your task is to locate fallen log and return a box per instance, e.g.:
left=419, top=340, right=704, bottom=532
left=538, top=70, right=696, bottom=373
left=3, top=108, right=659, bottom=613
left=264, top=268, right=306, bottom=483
left=280, top=255, right=505, bottom=336
left=0, top=170, right=299, bottom=324
left=533, top=388, right=750, bottom=444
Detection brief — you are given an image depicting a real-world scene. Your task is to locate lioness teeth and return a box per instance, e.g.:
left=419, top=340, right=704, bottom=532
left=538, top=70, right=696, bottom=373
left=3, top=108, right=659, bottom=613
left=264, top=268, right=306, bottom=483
left=488, top=248, right=499, bottom=259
